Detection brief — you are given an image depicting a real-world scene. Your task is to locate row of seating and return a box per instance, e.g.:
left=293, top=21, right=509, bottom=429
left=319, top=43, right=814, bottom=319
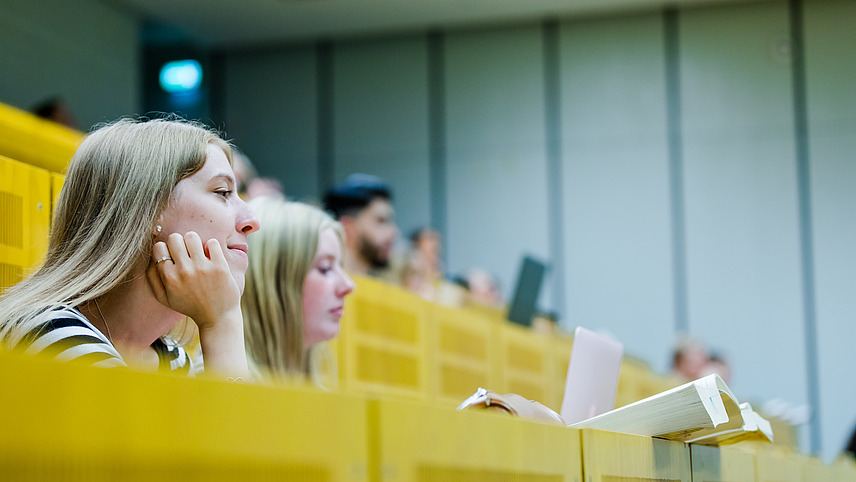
left=332, top=275, right=681, bottom=413
left=2, top=350, right=853, bottom=481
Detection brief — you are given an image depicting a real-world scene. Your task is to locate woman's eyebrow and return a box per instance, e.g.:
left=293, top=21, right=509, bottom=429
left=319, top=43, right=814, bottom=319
left=210, top=173, right=235, bottom=186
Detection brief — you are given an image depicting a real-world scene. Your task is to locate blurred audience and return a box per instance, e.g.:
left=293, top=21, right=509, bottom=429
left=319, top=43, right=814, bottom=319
left=671, top=337, right=711, bottom=383
left=31, top=96, right=78, bottom=130
left=700, top=352, right=732, bottom=385
left=323, top=174, right=399, bottom=278
left=401, top=227, right=444, bottom=300
left=231, top=148, right=284, bottom=201
left=242, top=197, right=355, bottom=384
left=465, top=268, right=504, bottom=309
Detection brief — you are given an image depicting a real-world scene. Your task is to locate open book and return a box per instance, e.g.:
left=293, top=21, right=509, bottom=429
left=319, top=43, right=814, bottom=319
left=569, top=374, right=774, bottom=445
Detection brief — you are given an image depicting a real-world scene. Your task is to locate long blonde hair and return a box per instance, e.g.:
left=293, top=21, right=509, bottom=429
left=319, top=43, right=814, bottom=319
left=241, top=196, right=343, bottom=379
left=0, top=117, right=231, bottom=346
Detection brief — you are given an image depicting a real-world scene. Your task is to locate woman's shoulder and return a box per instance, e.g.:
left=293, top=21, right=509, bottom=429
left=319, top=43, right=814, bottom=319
left=15, top=306, right=126, bottom=368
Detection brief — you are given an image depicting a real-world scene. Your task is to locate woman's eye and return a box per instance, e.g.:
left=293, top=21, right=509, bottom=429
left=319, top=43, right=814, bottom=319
left=318, top=265, right=332, bottom=275
left=216, top=189, right=232, bottom=198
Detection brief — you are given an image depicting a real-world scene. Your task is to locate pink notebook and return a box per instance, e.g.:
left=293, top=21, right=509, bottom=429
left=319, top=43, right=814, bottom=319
left=560, top=326, right=624, bottom=425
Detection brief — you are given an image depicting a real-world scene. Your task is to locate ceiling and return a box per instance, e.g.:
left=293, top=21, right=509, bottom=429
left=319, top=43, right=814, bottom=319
left=111, top=0, right=759, bottom=49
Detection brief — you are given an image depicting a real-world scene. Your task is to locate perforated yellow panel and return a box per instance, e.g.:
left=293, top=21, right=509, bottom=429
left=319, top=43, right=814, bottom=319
left=580, top=429, right=691, bottom=482
left=371, top=398, right=581, bottom=482
left=0, top=156, right=50, bottom=291
left=338, top=276, right=429, bottom=399
left=494, top=322, right=551, bottom=404
left=0, top=351, right=369, bottom=481
left=427, top=304, right=496, bottom=404
left=690, top=444, right=755, bottom=482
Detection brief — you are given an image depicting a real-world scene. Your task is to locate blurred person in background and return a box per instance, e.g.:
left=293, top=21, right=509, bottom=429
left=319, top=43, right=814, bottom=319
left=401, top=227, right=444, bottom=300
left=671, top=337, right=710, bottom=383
left=466, top=268, right=504, bottom=309
left=323, top=174, right=399, bottom=278
left=0, top=118, right=258, bottom=379
left=242, top=197, right=354, bottom=385
left=231, top=148, right=284, bottom=201
left=700, top=351, right=732, bottom=385
left=32, top=96, right=78, bottom=130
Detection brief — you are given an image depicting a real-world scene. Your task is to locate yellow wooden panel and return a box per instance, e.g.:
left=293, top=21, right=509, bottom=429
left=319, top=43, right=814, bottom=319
left=802, top=456, right=840, bottom=482
left=549, top=335, right=573, bottom=414
left=0, top=155, right=51, bottom=291
left=373, top=397, right=582, bottom=481
left=0, top=351, right=369, bottom=481
left=581, top=429, right=691, bottom=482
left=832, top=457, right=856, bottom=482
left=0, top=101, right=82, bottom=173
left=426, top=303, right=496, bottom=405
left=338, top=276, right=429, bottom=399
left=691, top=444, right=755, bottom=482
left=753, top=447, right=802, bottom=482
left=494, top=322, right=553, bottom=406
left=615, top=360, right=649, bottom=408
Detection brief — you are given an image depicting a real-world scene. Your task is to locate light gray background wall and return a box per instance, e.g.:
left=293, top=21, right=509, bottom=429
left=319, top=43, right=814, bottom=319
left=0, top=0, right=139, bottom=131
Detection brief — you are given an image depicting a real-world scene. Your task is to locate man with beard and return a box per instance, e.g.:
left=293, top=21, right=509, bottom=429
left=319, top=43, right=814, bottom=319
left=323, top=174, right=400, bottom=278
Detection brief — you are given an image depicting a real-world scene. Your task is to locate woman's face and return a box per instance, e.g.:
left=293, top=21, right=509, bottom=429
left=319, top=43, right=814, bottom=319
left=302, top=227, right=355, bottom=349
left=157, top=144, right=260, bottom=292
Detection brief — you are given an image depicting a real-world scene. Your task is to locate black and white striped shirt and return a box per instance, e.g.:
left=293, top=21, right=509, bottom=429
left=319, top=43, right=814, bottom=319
left=15, top=307, right=194, bottom=374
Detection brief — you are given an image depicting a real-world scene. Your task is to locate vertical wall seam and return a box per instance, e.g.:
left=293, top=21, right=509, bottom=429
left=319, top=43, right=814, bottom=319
left=664, top=7, right=690, bottom=336
left=789, top=0, right=822, bottom=455
left=316, top=41, right=335, bottom=196
left=427, top=31, right=449, bottom=266
left=543, top=18, right=566, bottom=320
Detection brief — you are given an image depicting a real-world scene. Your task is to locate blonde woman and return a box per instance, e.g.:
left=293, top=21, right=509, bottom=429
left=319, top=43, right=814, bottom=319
left=241, top=196, right=355, bottom=382
left=0, top=118, right=259, bottom=378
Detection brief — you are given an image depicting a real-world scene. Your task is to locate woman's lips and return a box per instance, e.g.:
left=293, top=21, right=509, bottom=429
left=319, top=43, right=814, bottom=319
left=228, top=243, right=248, bottom=256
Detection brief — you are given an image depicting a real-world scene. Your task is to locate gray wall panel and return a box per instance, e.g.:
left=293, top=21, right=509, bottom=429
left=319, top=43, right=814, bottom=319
left=560, top=14, right=675, bottom=372
left=224, top=47, right=319, bottom=201
left=444, top=25, right=552, bottom=306
left=0, top=0, right=139, bottom=130
left=804, top=0, right=856, bottom=461
left=679, top=1, right=807, bottom=409
left=332, top=37, right=431, bottom=238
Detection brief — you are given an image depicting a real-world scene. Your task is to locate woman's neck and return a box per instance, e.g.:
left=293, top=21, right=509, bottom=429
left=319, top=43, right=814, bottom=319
left=79, top=268, right=183, bottom=370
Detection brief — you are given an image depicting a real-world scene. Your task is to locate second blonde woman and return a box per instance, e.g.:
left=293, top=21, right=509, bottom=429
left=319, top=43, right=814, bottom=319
left=241, top=196, right=355, bottom=381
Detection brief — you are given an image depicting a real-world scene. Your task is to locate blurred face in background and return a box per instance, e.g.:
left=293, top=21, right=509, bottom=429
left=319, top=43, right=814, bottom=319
left=303, top=227, right=356, bottom=348
left=353, top=198, right=398, bottom=269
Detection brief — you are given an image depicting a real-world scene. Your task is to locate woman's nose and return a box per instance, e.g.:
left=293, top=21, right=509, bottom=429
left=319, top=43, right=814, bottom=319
left=237, top=198, right=261, bottom=234
left=338, top=271, right=356, bottom=297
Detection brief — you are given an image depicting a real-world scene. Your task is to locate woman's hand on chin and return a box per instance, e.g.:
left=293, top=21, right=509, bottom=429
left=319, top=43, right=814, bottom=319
left=146, top=231, right=241, bottom=329
left=147, top=231, right=249, bottom=377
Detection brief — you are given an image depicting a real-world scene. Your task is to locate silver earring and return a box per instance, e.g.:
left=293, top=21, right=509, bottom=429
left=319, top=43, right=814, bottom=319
left=156, top=225, right=162, bottom=233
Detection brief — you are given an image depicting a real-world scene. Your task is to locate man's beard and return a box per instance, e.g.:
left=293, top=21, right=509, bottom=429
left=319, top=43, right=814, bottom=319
left=358, top=236, right=389, bottom=270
